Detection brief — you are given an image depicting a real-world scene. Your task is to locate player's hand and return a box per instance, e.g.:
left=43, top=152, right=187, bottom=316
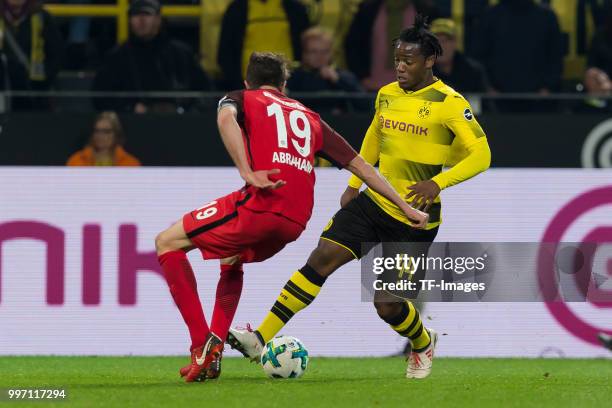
left=242, top=169, right=286, bottom=190
left=406, top=180, right=441, bottom=212
left=399, top=203, right=429, bottom=229
left=340, top=186, right=359, bottom=208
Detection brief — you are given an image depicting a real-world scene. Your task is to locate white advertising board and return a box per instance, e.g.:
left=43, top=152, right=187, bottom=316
left=1, top=168, right=611, bottom=357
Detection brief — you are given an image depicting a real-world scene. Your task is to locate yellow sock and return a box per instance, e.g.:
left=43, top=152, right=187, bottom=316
left=390, top=301, right=431, bottom=351
left=257, top=265, right=325, bottom=343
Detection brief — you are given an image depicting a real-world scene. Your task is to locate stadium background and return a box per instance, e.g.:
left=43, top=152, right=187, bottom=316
left=1, top=0, right=612, bottom=360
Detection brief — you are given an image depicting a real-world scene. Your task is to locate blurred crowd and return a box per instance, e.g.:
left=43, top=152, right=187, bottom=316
left=1, top=0, right=612, bottom=114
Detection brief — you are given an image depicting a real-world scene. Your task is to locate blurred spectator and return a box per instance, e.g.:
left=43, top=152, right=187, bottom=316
left=287, top=27, right=362, bottom=113
left=587, top=12, right=612, bottom=81
left=0, top=0, right=63, bottom=111
left=62, top=0, right=95, bottom=70
left=92, top=0, right=211, bottom=113
left=431, top=18, right=489, bottom=94
left=580, top=67, right=612, bottom=112
left=217, top=0, right=310, bottom=90
left=585, top=0, right=612, bottom=33
left=471, top=0, right=563, bottom=97
left=67, top=111, right=141, bottom=166
left=345, top=0, right=442, bottom=91
left=580, top=10, right=612, bottom=112
left=300, top=0, right=362, bottom=69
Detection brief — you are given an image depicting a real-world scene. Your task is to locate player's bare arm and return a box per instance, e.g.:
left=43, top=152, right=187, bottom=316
left=340, top=186, right=360, bottom=208
left=217, top=105, right=286, bottom=190
left=345, top=155, right=429, bottom=228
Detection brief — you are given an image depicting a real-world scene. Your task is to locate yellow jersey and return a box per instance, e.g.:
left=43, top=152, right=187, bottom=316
left=348, top=79, right=491, bottom=229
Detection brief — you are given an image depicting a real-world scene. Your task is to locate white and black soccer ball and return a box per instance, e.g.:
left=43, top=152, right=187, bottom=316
left=260, top=335, right=309, bottom=379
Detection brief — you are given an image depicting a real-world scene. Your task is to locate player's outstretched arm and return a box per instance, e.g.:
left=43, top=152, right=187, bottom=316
left=217, top=105, right=285, bottom=190
left=346, top=155, right=429, bottom=228
left=342, top=113, right=382, bottom=207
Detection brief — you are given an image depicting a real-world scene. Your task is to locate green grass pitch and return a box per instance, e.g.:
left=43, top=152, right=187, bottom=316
left=0, top=357, right=610, bottom=407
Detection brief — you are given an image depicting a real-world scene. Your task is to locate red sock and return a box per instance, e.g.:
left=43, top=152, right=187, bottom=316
left=158, top=250, right=209, bottom=350
left=211, top=263, right=244, bottom=341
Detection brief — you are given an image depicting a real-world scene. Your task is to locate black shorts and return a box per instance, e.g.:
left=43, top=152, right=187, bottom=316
left=320, top=192, right=438, bottom=259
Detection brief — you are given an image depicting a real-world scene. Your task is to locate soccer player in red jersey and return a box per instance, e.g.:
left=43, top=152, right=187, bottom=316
left=154, top=52, right=428, bottom=382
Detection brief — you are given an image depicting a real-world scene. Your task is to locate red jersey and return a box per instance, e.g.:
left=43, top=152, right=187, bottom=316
left=218, top=88, right=357, bottom=227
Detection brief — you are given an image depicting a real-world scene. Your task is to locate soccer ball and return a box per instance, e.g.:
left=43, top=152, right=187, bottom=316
left=260, top=335, right=309, bottom=379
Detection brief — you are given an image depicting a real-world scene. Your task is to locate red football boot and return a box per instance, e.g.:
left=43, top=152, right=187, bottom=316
left=179, top=352, right=222, bottom=379
left=184, top=333, right=224, bottom=382
left=179, top=364, right=191, bottom=378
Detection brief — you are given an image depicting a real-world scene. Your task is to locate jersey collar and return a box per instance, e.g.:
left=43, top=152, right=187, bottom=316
left=400, top=78, right=441, bottom=95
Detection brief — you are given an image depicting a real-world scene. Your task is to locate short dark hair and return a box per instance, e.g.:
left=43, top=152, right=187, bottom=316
left=245, top=52, right=289, bottom=89
left=395, top=15, right=443, bottom=59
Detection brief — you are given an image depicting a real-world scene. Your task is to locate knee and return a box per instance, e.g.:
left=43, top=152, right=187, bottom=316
left=307, top=244, right=341, bottom=277
left=220, top=261, right=244, bottom=279
left=155, top=230, right=172, bottom=256
left=373, top=301, right=402, bottom=322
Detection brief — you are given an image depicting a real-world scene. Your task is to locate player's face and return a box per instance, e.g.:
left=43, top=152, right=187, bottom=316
left=129, top=14, right=161, bottom=41
left=394, top=42, right=435, bottom=91
left=91, top=119, right=116, bottom=151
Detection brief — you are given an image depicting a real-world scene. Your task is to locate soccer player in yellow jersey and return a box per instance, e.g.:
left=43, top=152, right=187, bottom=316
left=228, top=16, right=491, bottom=378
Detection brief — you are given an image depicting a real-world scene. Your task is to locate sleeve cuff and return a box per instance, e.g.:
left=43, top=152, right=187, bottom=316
left=430, top=174, right=446, bottom=190
left=348, top=175, right=363, bottom=189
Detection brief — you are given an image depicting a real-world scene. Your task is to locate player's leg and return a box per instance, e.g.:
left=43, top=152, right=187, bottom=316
left=211, top=256, right=243, bottom=342
left=374, top=294, right=431, bottom=350
left=371, top=224, right=439, bottom=378
left=204, top=256, right=243, bottom=379
left=227, top=239, right=355, bottom=361
left=203, top=209, right=303, bottom=371
left=255, top=238, right=355, bottom=342
left=373, top=242, right=432, bottom=353
left=228, top=194, right=376, bottom=360
left=155, top=220, right=210, bottom=353
left=156, top=220, right=220, bottom=382
left=373, top=290, right=436, bottom=378
left=179, top=256, right=244, bottom=380
left=210, top=209, right=304, bottom=348
left=166, top=190, right=251, bottom=381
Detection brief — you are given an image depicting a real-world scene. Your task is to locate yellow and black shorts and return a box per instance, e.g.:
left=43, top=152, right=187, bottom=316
left=320, top=192, right=438, bottom=259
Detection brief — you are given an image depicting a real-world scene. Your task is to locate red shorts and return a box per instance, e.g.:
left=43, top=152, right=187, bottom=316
left=183, top=189, right=304, bottom=263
